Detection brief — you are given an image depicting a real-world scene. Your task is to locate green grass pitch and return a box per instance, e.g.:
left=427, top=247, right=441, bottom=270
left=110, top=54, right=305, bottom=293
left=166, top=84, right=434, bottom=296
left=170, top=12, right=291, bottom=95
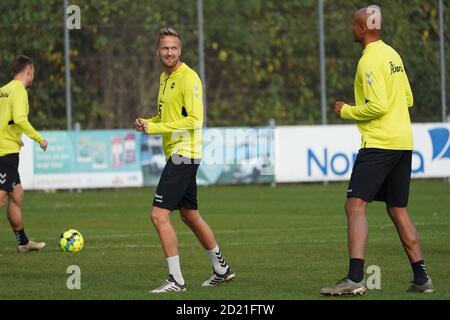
left=0, top=180, right=449, bottom=300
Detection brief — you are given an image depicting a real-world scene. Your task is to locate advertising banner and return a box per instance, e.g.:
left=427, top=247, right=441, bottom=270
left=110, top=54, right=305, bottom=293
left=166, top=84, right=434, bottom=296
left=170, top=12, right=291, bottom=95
left=275, top=123, right=450, bottom=183
left=31, top=130, right=142, bottom=189
left=141, top=127, right=275, bottom=186
left=16, top=123, right=449, bottom=189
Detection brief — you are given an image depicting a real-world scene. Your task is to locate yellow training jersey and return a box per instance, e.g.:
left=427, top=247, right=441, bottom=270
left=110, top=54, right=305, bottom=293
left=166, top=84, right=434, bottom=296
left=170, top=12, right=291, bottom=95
left=340, top=40, right=414, bottom=150
left=0, top=80, right=43, bottom=156
left=142, top=63, right=203, bottom=159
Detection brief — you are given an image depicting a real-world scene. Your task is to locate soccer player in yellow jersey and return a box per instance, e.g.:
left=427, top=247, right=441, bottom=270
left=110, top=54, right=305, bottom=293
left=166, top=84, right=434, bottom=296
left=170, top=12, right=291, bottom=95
left=0, top=55, right=48, bottom=253
left=135, top=27, right=234, bottom=293
left=321, top=6, right=433, bottom=296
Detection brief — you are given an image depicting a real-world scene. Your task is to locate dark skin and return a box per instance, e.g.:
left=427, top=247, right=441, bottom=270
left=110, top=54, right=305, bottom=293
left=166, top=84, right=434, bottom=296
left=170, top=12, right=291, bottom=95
left=336, top=8, right=424, bottom=265
left=333, top=7, right=383, bottom=117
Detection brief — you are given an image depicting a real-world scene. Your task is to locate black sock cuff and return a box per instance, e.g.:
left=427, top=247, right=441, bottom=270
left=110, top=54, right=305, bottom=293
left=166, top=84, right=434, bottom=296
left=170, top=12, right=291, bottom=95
left=411, top=260, right=425, bottom=267
left=411, top=260, right=428, bottom=285
left=348, top=258, right=365, bottom=283
left=14, top=228, right=29, bottom=246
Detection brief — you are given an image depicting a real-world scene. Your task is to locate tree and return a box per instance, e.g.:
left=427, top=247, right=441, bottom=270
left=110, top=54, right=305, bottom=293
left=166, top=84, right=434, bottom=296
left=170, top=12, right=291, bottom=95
left=0, top=0, right=447, bottom=129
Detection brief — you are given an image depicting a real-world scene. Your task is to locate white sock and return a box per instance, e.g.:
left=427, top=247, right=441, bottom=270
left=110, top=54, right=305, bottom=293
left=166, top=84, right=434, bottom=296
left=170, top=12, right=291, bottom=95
left=207, top=246, right=229, bottom=275
left=167, top=256, right=185, bottom=285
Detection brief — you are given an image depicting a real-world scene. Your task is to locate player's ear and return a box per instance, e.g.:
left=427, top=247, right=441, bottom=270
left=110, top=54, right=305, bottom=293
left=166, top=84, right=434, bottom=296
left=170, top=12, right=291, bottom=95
left=26, top=64, right=34, bottom=77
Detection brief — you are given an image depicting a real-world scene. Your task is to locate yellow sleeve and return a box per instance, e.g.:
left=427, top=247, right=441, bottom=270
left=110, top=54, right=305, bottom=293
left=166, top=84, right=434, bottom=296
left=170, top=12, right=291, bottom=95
left=341, top=60, right=389, bottom=121
left=11, top=88, right=43, bottom=143
left=404, top=70, right=414, bottom=108
left=146, top=73, right=203, bottom=134
left=141, top=115, right=161, bottom=124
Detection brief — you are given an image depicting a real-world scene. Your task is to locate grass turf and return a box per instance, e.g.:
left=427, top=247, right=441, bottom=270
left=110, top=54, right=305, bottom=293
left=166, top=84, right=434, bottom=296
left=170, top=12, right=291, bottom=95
left=0, top=180, right=449, bottom=300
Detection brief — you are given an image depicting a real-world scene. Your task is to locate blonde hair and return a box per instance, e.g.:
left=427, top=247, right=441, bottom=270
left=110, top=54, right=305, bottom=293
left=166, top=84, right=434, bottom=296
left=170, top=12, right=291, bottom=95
left=157, top=27, right=182, bottom=47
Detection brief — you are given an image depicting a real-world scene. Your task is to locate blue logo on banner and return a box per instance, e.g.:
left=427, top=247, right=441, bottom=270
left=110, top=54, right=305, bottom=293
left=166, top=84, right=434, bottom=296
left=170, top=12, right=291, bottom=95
left=429, top=128, right=450, bottom=160
left=307, top=149, right=358, bottom=177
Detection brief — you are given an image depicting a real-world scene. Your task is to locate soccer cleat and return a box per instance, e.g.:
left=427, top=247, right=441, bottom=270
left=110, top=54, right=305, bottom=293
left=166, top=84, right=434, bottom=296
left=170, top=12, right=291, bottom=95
left=150, top=275, right=186, bottom=293
left=17, top=240, right=46, bottom=253
left=202, top=267, right=235, bottom=287
left=407, top=277, right=434, bottom=293
left=320, top=277, right=366, bottom=296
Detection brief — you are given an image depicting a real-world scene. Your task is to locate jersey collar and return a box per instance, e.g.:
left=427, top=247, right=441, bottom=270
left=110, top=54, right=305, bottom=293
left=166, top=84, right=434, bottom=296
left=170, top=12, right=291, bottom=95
left=11, top=79, right=25, bottom=88
left=165, top=62, right=186, bottom=78
left=363, top=40, right=383, bottom=54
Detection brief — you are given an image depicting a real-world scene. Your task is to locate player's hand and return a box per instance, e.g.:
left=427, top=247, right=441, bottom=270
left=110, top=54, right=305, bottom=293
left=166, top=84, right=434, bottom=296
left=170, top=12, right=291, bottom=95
left=40, top=139, right=48, bottom=152
left=143, top=122, right=149, bottom=133
left=134, top=118, right=145, bottom=132
left=334, top=101, right=346, bottom=118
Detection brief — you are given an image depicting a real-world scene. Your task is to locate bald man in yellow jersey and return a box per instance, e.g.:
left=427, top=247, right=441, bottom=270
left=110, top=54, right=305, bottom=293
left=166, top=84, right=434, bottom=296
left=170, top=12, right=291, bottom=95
left=0, top=55, right=48, bottom=253
left=135, top=27, right=234, bottom=293
left=321, top=6, right=433, bottom=296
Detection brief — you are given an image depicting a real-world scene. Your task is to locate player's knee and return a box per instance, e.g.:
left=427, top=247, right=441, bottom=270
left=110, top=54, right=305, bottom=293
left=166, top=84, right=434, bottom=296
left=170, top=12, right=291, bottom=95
left=12, top=191, right=24, bottom=207
left=180, top=213, right=191, bottom=225
left=150, top=208, right=169, bottom=226
left=345, top=198, right=367, bottom=215
left=180, top=209, right=200, bottom=226
left=180, top=212, right=195, bottom=226
left=150, top=211, right=160, bottom=225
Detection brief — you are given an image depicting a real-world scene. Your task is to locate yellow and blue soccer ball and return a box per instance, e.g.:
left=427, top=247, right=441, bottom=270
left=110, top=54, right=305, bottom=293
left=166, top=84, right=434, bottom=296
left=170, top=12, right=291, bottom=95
left=59, top=229, right=84, bottom=253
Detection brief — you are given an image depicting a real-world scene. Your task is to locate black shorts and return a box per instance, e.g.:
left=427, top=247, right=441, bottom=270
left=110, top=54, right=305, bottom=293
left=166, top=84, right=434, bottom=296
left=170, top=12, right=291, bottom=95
left=347, top=148, right=412, bottom=208
left=153, top=155, right=200, bottom=211
left=0, top=153, right=21, bottom=192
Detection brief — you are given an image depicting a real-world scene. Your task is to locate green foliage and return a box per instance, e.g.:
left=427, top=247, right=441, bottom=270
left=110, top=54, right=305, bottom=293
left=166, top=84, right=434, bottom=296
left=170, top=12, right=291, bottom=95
left=0, top=0, right=66, bottom=129
left=0, top=0, right=448, bottom=129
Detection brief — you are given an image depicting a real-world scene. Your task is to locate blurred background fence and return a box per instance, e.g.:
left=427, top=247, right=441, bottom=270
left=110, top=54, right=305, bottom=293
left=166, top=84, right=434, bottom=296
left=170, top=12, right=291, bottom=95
left=0, top=0, right=448, bottom=131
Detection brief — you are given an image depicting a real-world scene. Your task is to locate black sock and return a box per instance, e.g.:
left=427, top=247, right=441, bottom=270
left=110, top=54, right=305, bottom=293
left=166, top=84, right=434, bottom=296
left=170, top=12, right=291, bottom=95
left=348, top=258, right=365, bottom=283
left=411, top=260, right=428, bottom=285
left=14, top=228, right=29, bottom=246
